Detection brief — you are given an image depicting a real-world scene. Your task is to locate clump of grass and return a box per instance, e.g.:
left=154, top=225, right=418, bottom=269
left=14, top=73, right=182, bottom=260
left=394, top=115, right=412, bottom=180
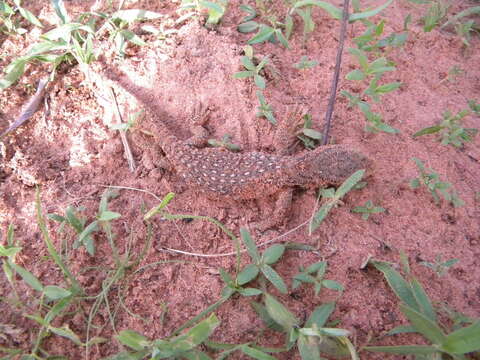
left=365, top=257, right=480, bottom=359
left=0, top=0, right=43, bottom=36
left=0, top=3, right=162, bottom=89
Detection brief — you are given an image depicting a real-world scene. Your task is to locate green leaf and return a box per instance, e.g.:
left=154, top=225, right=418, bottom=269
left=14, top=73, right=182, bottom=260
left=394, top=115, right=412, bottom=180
left=254, top=74, right=266, bottom=89
left=441, top=321, right=480, bottom=354
left=275, top=29, right=289, bottom=48
left=111, top=9, right=162, bottom=22
left=51, top=0, right=70, bottom=24
left=322, top=279, right=344, bottom=292
left=302, top=128, right=323, bottom=140
left=346, top=69, right=365, bottom=81
left=262, top=244, right=285, bottom=265
left=237, top=263, right=259, bottom=285
left=238, top=287, right=263, bottom=296
left=49, top=325, right=83, bottom=346
left=8, top=261, right=43, bottom=291
left=0, top=245, right=22, bottom=257
left=42, top=23, right=94, bottom=41
left=233, top=70, right=254, bottom=79
left=98, top=211, right=121, bottom=222
left=250, top=301, right=284, bottom=332
left=399, top=303, right=446, bottom=345
left=237, top=20, right=259, bottom=33
left=375, top=82, right=402, bottom=94
left=349, top=0, right=394, bottom=22
left=17, top=6, right=43, bottom=28
left=0, top=58, right=27, bottom=90
left=410, top=278, right=436, bottom=322
left=77, top=221, right=98, bottom=246
left=370, top=260, right=419, bottom=311
left=241, top=56, right=256, bottom=71
left=297, top=334, right=321, bottom=360
left=117, top=330, right=150, bottom=351
left=143, top=192, right=175, bottom=220
left=119, top=29, right=147, bottom=46
left=309, top=202, right=334, bottom=233
left=265, top=293, right=299, bottom=331
left=261, top=265, right=288, bottom=294
left=248, top=25, right=275, bottom=44
left=413, top=125, right=443, bottom=137
left=292, top=0, right=342, bottom=20
left=335, top=169, right=365, bottom=198
left=305, top=302, right=335, bottom=328
left=348, top=48, right=369, bottom=72
left=241, top=228, right=260, bottom=262
left=442, top=6, right=480, bottom=29
left=241, top=345, right=277, bottom=360
left=43, top=285, right=72, bottom=300
left=173, top=313, right=220, bottom=351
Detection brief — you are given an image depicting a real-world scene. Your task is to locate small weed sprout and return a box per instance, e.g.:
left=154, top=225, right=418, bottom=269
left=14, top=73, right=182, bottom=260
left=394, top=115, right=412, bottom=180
left=296, top=113, right=323, bottom=149
left=207, top=134, right=241, bottom=151
left=179, top=0, right=228, bottom=26
left=413, top=108, right=478, bottom=148
left=441, top=5, right=480, bottom=46
left=468, top=99, right=480, bottom=116
left=293, top=55, right=319, bottom=71
left=410, top=158, right=464, bottom=207
left=352, top=200, right=385, bottom=220
left=256, top=90, right=276, bottom=125
left=422, top=0, right=449, bottom=32
left=292, top=261, right=344, bottom=296
left=309, top=169, right=365, bottom=234
left=236, top=228, right=288, bottom=294
left=420, top=255, right=459, bottom=277
left=233, top=55, right=269, bottom=90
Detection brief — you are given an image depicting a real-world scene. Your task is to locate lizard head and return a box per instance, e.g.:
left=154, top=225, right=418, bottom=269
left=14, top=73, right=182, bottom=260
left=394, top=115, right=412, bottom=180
left=298, top=145, right=371, bottom=187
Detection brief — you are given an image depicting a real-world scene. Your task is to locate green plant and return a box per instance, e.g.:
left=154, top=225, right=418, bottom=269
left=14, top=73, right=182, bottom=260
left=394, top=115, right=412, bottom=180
left=441, top=5, right=480, bottom=46
left=365, top=259, right=480, bottom=359
left=422, top=0, right=449, bottom=32
left=48, top=190, right=121, bottom=256
left=309, top=169, right=365, bottom=234
left=410, top=158, right=464, bottom=207
left=179, top=0, right=228, bottom=26
left=468, top=99, right=480, bottom=115
left=420, top=255, right=459, bottom=277
left=296, top=113, right=323, bottom=149
left=293, top=55, right=319, bottom=71
left=342, top=47, right=401, bottom=133
left=252, top=295, right=358, bottom=360
left=353, top=19, right=407, bottom=53
left=116, top=314, right=220, bottom=359
left=292, top=261, right=344, bottom=296
left=237, top=3, right=289, bottom=48
left=236, top=228, right=288, bottom=294
left=352, top=200, right=385, bottom=220
left=256, top=90, right=276, bottom=125
left=0, top=3, right=161, bottom=89
left=207, top=134, right=241, bottom=151
left=233, top=55, right=269, bottom=90
left=413, top=108, right=478, bottom=148
left=0, top=0, right=42, bottom=35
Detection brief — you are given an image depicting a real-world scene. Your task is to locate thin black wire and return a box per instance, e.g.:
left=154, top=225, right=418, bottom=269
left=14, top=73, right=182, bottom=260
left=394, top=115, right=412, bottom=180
left=322, top=0, right=350, bottom=145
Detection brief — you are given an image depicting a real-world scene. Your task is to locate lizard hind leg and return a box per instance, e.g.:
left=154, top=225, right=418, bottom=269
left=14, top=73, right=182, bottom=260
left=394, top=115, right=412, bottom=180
left=250, top=189, right=294, bottom=232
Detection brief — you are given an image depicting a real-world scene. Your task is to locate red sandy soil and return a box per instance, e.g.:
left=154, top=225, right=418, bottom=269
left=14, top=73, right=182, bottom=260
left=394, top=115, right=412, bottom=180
left=0, top=0, right=479, bottom=359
